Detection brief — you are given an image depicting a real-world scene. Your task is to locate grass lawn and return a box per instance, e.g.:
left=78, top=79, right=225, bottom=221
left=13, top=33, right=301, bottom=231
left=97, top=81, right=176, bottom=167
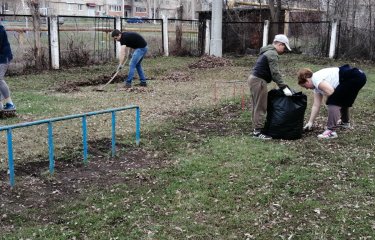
left=0, top=54, right=374, bottom=239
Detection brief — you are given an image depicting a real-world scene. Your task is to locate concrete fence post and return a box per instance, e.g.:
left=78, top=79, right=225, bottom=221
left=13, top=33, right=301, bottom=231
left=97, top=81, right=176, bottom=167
left=329, top=19, right=338, bottom=59
left=262, top=20, right=269, bottom=47
left=115, top=17, right=121, bottom=59
left=162, top=15, right=169, bottom=56
left=50, top=16, right=59, bottom=69
left=209, top=0, right=223, bottom=57
left=205, top=20, right=211, bottom=54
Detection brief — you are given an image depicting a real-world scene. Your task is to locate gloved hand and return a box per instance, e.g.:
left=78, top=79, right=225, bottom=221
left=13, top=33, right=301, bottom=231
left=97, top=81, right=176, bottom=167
left=282, top=86, right=293, bottom=96
left=116, top=64, right=123, bottom=72
left=303, top=122, right=313, bottom=131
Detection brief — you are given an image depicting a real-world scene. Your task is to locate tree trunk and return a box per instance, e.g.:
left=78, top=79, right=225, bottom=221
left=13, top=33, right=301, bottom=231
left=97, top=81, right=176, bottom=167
left=27, top=0, right=43, bottom=70
left=175, top=5, right=183, bottom=52
left=268, top=0, right=282, bottom=41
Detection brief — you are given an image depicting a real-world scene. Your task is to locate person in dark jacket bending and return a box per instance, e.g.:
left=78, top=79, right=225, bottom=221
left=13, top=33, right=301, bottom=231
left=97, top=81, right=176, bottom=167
left=111, top=29, right=148, bottom=88
left=248, top=34, right=291, bottom=139
left=0, top=24, right=15, bottom=112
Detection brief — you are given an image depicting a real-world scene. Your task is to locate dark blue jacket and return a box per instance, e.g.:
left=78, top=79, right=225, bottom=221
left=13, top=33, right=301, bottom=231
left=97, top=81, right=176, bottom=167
left=0, top=25, right=13, bottom=64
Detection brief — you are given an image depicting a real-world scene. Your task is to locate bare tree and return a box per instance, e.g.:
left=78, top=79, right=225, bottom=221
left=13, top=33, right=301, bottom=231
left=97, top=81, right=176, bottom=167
left=269, top=0, right=283, bottom=37
left=27, top=0, right=43, bottom=70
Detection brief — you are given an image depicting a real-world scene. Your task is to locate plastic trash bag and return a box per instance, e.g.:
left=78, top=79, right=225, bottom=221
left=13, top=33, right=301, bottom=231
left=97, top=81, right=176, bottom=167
left=263, top=89, right=307, bottom=140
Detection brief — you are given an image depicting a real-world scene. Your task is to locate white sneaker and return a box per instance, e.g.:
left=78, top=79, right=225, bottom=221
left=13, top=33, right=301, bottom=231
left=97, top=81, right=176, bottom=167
left=317, top=130, right=338, bottom=139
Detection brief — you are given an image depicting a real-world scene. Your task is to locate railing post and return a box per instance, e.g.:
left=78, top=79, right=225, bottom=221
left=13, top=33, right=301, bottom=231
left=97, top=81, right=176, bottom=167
left=50, top=15, right=60, bottom=69
left=82, top=115, right=88, bottom=164
left=6, top=129, right=15, bottom=188
left=263, top=20, right=269, bottom=47
left=329, top=19, right=338, bottom=59
left=111, top=111, right=116, bottom=157
left=162, top=15, right=169, bottom=56
left=48, top=122, right=55, bottom=174
left=136, top=107, right=141, bottom=146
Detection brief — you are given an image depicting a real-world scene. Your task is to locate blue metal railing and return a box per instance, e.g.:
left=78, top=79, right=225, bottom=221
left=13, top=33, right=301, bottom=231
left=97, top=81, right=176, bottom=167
left=0, top=106, right=141, bottom=188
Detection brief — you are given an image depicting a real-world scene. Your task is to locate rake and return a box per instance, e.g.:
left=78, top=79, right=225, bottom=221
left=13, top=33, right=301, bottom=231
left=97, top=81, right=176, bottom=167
left=94, top=70, right=120, bottom=92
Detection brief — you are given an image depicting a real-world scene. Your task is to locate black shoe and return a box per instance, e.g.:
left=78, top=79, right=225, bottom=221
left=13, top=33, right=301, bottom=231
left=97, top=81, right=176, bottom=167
left=139, top=82, right=147, bottom=87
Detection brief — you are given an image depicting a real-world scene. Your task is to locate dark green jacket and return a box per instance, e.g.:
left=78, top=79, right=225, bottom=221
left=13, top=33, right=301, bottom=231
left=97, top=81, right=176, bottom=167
left=252, top=44, right=285, bottom=87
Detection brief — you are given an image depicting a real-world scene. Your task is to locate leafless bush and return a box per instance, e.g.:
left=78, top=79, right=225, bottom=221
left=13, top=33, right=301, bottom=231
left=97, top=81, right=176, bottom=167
left=60, top=39, right=92, bottom=67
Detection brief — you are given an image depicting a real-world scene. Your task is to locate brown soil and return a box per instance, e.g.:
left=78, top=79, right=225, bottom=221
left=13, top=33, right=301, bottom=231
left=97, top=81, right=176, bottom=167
left=0, top=139, right=166, bottom=224
left=55, top=73, right=126, bottom=93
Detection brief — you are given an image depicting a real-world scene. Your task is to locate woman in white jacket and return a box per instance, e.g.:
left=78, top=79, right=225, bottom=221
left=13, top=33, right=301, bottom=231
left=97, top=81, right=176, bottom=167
left=297, top=65, right=366, bottom=139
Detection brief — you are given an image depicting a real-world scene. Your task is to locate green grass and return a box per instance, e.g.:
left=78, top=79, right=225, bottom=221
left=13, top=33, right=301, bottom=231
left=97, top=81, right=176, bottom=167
left=1, top=55, right=375, bottom=239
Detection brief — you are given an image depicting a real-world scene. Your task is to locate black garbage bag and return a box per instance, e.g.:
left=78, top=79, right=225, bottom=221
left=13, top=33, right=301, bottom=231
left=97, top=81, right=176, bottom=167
left=263, top=89, right=307, bottom=140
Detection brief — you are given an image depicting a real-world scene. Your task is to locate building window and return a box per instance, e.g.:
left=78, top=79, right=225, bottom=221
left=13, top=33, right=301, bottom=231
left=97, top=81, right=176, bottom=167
left=78, top=4, right=83, bottom=11
left=97, top=6, right=102, bottom=12
left=135, top=7, right=146, bottom=13
left=110, top=5, right=122, bottom=12
left=1, top=3, right=9, bottom=12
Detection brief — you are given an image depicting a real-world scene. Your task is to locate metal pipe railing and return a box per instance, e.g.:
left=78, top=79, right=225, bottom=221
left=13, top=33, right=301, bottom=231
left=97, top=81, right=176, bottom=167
left=0, top=105, right=141, bottom=188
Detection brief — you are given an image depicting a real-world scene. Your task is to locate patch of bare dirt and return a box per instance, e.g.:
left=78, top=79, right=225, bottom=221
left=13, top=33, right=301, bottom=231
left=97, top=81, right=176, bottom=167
left=159, top=71, right=194, bottom=82
left=55, top=73, right=126, bottom=93
left=0, top=139, right=167, bottom=225
left=188, top=55, right=233, bottom=69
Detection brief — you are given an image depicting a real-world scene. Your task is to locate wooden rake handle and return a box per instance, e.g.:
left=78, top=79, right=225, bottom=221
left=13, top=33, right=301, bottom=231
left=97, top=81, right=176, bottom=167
left=99, top=70, right=120, bottom=90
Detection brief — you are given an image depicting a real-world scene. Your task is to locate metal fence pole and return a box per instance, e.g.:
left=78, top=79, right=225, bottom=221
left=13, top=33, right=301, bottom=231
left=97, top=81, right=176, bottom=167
left=82, top=115, right=88, bottom=164
left=136, top=107, right=141, bottom=146
left=6, top=129, right=15, bottom=188
left=111, top=111, right=116, bottom=157
left=48, top=122, right=55, bottom=174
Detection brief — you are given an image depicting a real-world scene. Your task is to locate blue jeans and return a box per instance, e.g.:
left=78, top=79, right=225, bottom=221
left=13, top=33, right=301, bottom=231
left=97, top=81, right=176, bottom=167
left=126, top=46, right=148, bottom=85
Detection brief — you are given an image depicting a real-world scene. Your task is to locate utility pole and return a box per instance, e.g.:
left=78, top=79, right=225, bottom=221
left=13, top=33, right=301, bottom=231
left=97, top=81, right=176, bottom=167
left=209, top=0, right=222, bottom=57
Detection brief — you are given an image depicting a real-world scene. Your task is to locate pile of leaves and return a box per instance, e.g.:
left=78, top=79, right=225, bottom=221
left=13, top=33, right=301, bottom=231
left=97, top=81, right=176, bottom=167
left=188, top=55, right=233, bottom=69
left=159, top=71, right=194, bottom=82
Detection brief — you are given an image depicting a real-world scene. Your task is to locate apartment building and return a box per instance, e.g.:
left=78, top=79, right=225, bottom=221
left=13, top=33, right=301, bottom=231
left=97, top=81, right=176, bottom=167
left=0, top=0, right=187, bottom=18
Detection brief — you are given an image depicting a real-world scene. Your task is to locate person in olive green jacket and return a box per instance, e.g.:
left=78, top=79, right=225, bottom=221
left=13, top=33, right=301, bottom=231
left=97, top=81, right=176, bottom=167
left=248, top=34, right=292, bottom=140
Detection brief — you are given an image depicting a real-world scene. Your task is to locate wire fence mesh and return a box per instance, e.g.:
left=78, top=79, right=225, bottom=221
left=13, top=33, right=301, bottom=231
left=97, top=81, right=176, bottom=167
left=223, top=21, right=264, bottom=55
left=58, top=16, right=116, bottom=67
left=272, top=21, right=331, bottom=57
left=121, top=18, right=164, bottom=56
left=0, top=15, right=50, bottom=73
left=2, top=13, right=375, bottom=73
left=168, top=19, right=201, bottom=56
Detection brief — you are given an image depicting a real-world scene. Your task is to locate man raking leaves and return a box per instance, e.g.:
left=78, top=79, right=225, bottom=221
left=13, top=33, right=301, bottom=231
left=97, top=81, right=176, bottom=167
left=111, top=29, right=148, bottom=89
